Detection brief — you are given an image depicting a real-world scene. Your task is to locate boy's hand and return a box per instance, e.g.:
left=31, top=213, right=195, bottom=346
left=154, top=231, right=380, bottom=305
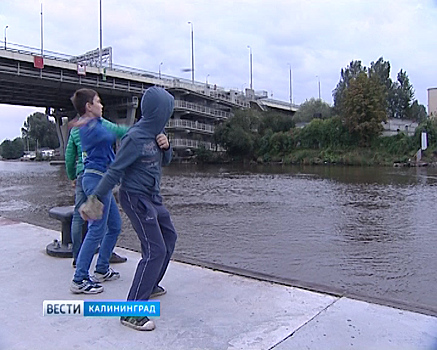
left=79, top=195, right=103, bottom=221
left=156, top=134, right=169, bottom=150
left=68, top=116, right=94, bottom=128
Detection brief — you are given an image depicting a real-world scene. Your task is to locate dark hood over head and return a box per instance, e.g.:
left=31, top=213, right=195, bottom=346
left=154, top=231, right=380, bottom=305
left=137, top=86, right=174, bottom=136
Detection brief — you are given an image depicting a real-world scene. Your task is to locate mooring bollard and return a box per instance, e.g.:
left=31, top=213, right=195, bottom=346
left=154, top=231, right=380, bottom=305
left=46, top=206, right=75, bottom=258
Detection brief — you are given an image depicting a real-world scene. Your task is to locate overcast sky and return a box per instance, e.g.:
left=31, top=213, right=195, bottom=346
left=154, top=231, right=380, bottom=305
left=1, top=0, right=437, bottom=143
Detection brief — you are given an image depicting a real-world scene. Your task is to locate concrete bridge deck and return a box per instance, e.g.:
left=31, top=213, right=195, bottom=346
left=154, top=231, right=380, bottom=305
left=0, top=217, right=436, bottom=350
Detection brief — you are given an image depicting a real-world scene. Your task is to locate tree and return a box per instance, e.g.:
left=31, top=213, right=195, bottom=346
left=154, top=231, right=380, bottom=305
left=341, top=72, right=387, bottom=146
left=369, top=57, right=392, bottom=91
left=387, top=69, right=415, bottom=120
left=387, top=69, right=423, bottom=120
left=333, top=60, right=366, bottom=114
left=213, top=109, right=260, bottom=159
left=21, top=122, right=35, bottom=151
left=259, top=111, right=295, bottom=134
left=298, top=118, right=325, bottom=148
left=409, top=100, right=427, bottom=123
left=293, top=98, right=333, bottom=123
left=397, top=70, right=414, bottom=114
left=22, top=112, right=59, bottom=150
left=335, top=57, right=427, bottom=126
left=0, top=137, right=24, bottom=159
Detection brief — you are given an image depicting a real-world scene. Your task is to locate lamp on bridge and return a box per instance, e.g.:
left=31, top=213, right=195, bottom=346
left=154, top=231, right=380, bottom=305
left=4, top=25, right=8, bottom=50
left=188, top=21, right=194, bottom=84
left=288, top=63, right=293, bottom=107
left=316, top=75, right=321, bottom=100
left=159, top=62, right=163, bottom=79
left=247, top=45, right=253, bottom=90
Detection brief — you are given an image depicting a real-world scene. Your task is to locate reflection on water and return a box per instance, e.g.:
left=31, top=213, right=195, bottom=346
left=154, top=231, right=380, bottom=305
left=1, top=161, right=436, bottom=313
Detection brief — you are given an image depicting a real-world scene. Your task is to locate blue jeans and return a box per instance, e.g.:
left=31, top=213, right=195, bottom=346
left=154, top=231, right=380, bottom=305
left=73, top=172, right=122, bottom=282
left=71, top=173, right=86, bottom=262
left=119, top=190, right=177, bottom=301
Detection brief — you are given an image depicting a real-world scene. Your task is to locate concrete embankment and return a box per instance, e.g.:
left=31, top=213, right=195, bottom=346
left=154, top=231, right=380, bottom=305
left=0, top=217, right=436, bottom=349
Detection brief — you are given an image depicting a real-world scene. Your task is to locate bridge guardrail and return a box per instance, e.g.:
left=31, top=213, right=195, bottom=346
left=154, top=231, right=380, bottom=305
left=167, top=119, right=215, bottom=134
left=174, top=100, right=230, bottom=120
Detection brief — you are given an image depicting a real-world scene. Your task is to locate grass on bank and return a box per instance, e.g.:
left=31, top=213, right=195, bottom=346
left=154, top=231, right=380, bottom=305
left=195, top=143, right=437, bottom=167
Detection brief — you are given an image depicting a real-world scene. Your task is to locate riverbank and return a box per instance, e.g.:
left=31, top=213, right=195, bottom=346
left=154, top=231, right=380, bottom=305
left=1, top=217, right=436, bottom=350
left=225, top=149, right=436, bottom=167
left=2, top=144, right=434, bottom=167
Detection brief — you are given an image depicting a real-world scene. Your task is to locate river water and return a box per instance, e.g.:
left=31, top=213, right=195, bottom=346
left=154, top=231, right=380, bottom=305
left=0, top=160, right=436, bottom=314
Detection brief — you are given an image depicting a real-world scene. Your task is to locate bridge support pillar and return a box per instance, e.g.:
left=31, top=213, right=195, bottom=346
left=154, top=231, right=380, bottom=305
left=110, top=96, right=138, bottom=126
left=125, top=104, right=137, bottom=126
left=57, top=117, right=69, bottom=158
left=52, top=109, right=76, bottom=159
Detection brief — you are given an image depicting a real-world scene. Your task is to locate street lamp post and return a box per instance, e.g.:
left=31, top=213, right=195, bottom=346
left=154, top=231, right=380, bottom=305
left=188, top=21, right=194, bottom=84
left=99, top=0, right=103, bottom=70
left=159, top=62, right=163, bottom=79
left=316, top=75, right=321, bottom=100
left=247, top=45, right=253, bottom=90
left=4, top=25, right=8, bottom=50
left=40, top=3, right=43, bottom=57
left=288, top=63, right=293, bottom=107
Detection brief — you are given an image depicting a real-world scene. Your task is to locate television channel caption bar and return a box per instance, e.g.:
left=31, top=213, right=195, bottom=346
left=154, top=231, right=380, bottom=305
left=43, top=300, right=160, bottom=317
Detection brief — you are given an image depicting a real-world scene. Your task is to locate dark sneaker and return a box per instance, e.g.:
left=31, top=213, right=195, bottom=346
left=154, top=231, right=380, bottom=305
left=92, top=267, right=120, bottom=282
left=120, top=316, right=155, bottom=331
left=150, top=285, right=166, bottom=298
left=72, top=259, right=76, bottom=268
left=70, top=279, right=103, bottom=294
left=110, top=252, right=127, bottom=264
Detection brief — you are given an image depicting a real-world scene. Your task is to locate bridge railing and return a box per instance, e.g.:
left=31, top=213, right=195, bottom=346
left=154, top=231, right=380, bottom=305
left=259, top=97, right=300, bottom=110
left=167, top=119, right=215, bottom=134
left=171, top=138, right=225, bottom=152
left=171, top=138, right=213, bottom=150
left=0, top=41, right=73, bottom=61
left=174, top=100, right=230, bottom=120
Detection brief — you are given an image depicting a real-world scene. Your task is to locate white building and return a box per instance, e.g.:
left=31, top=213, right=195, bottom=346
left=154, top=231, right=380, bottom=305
left=428, top=87, right=437, bottom=117
left=382, top=118, right=418, bottom=137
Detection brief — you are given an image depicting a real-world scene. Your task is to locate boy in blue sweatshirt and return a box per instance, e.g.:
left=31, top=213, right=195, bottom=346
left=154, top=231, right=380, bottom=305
left=69, top=88, right=126, bottom=295
left=80, top=87, right=177, bottom=331
left=65, top=117, right=128, bottom=267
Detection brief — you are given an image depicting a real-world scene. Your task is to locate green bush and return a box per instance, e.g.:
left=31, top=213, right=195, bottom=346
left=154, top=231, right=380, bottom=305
left=376, top=133, right=415, bottom=155
left=0, top=138, right=24, bottom=159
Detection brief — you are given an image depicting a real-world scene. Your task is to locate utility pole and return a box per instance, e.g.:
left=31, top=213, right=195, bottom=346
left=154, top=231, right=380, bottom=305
left=188, top=22, right=194, bottom=84
left=288, top=63, right=293, bottom=107
left=4, top=25, right=8, bottom=50
left=99, top=0, right=102, bottom=70
left=316, top=75, right=321, bottom=100
left=40, top=3, right=43, bottom=57
left=247, top=45, right=253, bottom=90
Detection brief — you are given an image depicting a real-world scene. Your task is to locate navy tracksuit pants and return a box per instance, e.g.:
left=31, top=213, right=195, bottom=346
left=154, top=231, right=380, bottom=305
left=119, top=189, right=177, bottom=301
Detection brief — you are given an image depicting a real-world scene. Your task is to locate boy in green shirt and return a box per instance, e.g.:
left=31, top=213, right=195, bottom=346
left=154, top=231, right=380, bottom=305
left=65, top=117, right=129, bottom=267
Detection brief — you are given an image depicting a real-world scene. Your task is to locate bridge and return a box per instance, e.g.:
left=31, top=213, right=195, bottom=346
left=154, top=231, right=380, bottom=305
left=0, top=42, right=297, bottom=158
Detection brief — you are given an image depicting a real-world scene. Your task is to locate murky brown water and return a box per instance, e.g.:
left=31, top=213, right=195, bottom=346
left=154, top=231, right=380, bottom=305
left=1, top=160, right=436, bottom=314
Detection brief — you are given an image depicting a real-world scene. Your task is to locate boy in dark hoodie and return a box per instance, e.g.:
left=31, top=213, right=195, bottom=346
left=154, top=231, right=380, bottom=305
left=80, top=86, right=178, bottom=331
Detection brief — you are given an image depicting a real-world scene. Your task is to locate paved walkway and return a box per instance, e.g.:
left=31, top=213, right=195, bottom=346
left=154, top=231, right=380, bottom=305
left=0, top=217, right=436, bottom=350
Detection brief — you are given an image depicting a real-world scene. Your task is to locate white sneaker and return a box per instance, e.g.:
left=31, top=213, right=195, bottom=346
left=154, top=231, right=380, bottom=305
left=120, top=316, right=155, bottom=331
left=70, top=279, right=104, bottom=294
left=91, top=267, right=120, bottom=283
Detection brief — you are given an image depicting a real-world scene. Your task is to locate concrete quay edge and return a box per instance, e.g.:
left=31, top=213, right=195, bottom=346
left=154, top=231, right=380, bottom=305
left=0, top=216, right=436, bottom=350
